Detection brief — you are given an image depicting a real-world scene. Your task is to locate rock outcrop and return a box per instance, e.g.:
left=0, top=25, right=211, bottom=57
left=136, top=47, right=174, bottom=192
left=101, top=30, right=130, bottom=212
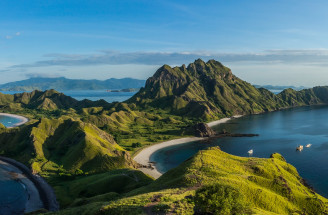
left=194, top=123, right=216, bottom=137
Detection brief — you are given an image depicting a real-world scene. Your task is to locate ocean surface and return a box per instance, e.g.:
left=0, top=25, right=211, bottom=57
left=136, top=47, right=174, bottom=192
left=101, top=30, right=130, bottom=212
left=0, top=115, right=22, bottom=128
left=151, top=105, right=328, bottom=197
left=0, top=162, right=27, bottom=214
left=0, top=90, right=136, bottom=103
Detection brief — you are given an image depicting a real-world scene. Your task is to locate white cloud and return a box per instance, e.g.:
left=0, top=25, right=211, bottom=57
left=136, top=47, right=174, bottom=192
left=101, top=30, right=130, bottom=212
left=5, top=35, right=12, bottom=39
left=2, top=49, right=328, bottom=87
left=6, top=49, right=328, bottom=69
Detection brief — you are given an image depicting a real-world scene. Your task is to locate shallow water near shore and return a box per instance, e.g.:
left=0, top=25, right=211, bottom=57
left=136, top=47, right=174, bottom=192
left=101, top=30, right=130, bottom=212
left=0, top=115, right=22, bottom=127
left=0, top=162, right=28, bottom=214
left=151, top=105, right=328, bottom=197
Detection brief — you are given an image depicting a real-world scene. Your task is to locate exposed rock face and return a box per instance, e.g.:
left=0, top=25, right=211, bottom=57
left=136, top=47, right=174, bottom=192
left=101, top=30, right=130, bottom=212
left=129, top=59, right=328, bottom=121
left=194, top=123, right=216, bottom=137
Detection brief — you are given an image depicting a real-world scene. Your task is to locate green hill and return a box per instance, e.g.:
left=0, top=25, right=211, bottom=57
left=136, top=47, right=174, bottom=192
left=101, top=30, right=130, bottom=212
left=1, top=59, right=328, bottom=214
left=0, top=77, right=146, bottom=91
left=0, top=117, right=138, bottom=175
left=51, top=147, right=328, bottom=215
left=129, top=59, right=328, bottom=120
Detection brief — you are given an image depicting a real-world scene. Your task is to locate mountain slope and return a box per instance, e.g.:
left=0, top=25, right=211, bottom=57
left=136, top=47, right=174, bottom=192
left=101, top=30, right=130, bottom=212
left=53, top=147, right=328, bottom=215
left=129, top=59, right=328, bottom=120
left=0, top=77, right=146, bottom=91
left=0, top=117, right=137, bottom=175
left=129, top=59, right=282, bottom=120
left=0, top=89, right=111, bottom=111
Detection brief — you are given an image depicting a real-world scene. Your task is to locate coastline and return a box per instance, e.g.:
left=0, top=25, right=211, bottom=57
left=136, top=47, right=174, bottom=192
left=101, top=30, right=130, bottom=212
left=133, top=115, right=243, bottom=179
left=0, top=156, right=59, bottom=212
left=0, top=113, right=29, bottom=128
left=0, top=160, right=43, bottom=214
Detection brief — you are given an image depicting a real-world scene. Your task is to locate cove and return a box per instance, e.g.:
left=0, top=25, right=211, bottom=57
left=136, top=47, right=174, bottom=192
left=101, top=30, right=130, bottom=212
left=151, top=105, right=328, bottom=197
left=0, top=115, right=22, bottom=127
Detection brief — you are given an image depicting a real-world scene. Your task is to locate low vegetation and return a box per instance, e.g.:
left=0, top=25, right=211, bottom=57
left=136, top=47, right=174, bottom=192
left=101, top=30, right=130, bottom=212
left=1, top=59, right=328, bottom=214
left=49, top=148, right=328, bottom=214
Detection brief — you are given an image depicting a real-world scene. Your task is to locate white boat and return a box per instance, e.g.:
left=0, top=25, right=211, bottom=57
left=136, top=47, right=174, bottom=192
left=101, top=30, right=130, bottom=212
left=306, top=144, right=312, bottom=148
left=296, top=145, right=304, bottom=151
left=247, top=149, right=253, bottom=155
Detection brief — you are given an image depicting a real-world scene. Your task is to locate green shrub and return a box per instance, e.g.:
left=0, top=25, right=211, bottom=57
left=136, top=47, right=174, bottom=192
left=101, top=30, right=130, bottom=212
left=194, top=184, right=251, bottom=215
left=131, top=142, right=142, bottom=148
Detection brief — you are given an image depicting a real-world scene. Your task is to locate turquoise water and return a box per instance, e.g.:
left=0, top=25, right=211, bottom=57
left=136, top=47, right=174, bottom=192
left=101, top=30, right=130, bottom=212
left=0, top=115, right=22, bottom=128
left=0, top=162, right=28, bottom=214
left=151, top=105, right=328, bottom=197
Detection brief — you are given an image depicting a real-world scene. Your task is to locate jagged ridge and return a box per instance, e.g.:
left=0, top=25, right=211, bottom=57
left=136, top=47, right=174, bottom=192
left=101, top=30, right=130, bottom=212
left=129, top=59, right=328, bottom=120
left=0, top=117, right=137, bottom=175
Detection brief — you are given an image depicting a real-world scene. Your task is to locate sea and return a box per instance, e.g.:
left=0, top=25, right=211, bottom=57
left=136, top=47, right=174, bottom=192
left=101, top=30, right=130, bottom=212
left=0, top=162, right=28, bottom=214
left=1, top=90, right=328, bottom=208
left=151, top=105, right=328, bottom=198
left=0, top=115, right=22, bottom=128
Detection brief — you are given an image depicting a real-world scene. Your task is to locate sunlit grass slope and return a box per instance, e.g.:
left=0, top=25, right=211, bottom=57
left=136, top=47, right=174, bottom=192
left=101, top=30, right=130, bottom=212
left=0, top=116, right=137, bottom=176
left=52, top=147, right=328, bottom=215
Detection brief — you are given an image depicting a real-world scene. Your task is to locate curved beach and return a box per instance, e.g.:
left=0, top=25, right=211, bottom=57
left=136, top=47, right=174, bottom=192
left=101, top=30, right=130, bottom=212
left=0, top=113, right=29, bottom=128
left=133, top=115, right=243, bottom=179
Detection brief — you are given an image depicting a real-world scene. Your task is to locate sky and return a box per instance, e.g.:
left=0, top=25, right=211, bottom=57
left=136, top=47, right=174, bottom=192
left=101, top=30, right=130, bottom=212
left=1, top=0, right=328, bottom=86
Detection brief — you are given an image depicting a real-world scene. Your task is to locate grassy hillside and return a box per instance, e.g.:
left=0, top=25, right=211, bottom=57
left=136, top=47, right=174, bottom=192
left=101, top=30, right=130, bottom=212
left=1, top=59, right=328, bottom=213
left=0, top=116, right=154, bottom=207
left=0, top=116, right=138, bottom=175
left=50, top=147, right=328, bottom=215
left=0, top=77, right=146, bottom=91
left=129, top=59, right=328, bottom=121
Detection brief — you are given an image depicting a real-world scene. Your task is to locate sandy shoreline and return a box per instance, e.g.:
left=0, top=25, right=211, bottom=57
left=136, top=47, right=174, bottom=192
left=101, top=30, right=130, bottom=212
left=133, top=115, right=243, bottom=179
left=0, top=113, right=29, bottom=128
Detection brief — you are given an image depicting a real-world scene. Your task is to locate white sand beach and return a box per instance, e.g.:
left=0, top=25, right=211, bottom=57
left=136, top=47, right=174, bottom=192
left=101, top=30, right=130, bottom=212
left=0, top=113, right=29, bottom=128
left=134, top=137, right=206, bottom=179
left=133, top=115, right=243, bottom=179
left=207, top=115, right=243, bottom=127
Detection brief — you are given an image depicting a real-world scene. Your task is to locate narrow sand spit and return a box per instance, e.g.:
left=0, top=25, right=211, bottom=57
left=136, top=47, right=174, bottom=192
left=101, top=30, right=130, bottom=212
left=0, top=113, right=29, bottom=128
left=133, top=115, right=243, bottom=179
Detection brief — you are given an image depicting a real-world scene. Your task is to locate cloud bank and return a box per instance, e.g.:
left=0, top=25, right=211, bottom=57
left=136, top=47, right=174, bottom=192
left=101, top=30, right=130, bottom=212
left=2, top=49, right=328, bottom=87
left=7, top=49, right=328, bottom=69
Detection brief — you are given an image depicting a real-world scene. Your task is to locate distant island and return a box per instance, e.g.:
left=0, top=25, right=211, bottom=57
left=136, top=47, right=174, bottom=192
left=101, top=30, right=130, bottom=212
left=108, top=88, right=140, bottom=92
left=0, top=77, right=146, bottom=91
left=254, top=84, right=306, bottom=91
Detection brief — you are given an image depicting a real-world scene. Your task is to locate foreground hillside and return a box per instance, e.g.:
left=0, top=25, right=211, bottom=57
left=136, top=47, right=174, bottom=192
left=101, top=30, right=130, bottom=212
left=50, top=147, right=328, bottom=215
left=0, top=116, right=153, bottom=207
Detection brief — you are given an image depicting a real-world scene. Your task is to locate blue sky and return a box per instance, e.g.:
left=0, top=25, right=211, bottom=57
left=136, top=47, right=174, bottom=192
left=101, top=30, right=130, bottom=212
left=1, top=0, right=328, bottom=86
